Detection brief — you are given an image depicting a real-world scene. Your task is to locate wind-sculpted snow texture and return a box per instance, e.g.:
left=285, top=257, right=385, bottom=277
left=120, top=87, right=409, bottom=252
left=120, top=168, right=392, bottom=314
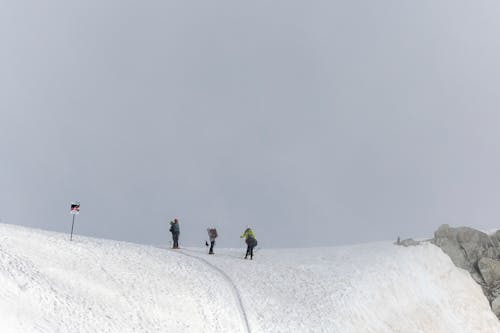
left=0, top=224, right=499, bottom=332
left=0, top=224, right=244, bottom=333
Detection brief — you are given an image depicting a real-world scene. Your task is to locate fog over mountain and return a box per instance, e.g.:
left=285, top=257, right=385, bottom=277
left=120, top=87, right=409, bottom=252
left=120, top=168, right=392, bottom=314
left=1, top=1, right=500, bottom=247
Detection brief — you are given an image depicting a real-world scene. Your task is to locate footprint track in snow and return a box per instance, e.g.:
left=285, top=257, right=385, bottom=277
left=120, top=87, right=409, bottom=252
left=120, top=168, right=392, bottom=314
left=174, top=249, right=252, bottom=333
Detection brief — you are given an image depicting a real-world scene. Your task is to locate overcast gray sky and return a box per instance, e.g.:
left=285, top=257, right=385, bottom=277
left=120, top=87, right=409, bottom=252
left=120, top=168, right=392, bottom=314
left=1, top=0, right=500, bottom=248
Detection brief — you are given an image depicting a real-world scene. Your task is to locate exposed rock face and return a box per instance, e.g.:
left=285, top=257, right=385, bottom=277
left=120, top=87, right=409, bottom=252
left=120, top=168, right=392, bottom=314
left=478, top=258, right=500, bottom=286
left=492, top=297, right=500, bottom=318
left=434, top=224, right=499, bottom=273
left=433, top=224, right=500, bottom=319
left=395, top=238, right=421, bottom=247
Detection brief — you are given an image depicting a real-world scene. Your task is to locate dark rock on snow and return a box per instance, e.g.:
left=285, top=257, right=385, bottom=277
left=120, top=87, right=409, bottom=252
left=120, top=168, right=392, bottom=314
left=478, top=258, right=500, bottom=286
left=433, top=224, right=500, bottom=319
left=395, top=238, right=421, bottom=247
left=492, top=297, right=500, bottom=318
left=433, top=224, right=498, bottom=273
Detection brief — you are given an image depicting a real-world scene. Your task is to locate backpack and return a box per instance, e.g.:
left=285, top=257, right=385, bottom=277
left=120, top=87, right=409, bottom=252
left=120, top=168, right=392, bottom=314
left=246, top=237, right=257, bottom=247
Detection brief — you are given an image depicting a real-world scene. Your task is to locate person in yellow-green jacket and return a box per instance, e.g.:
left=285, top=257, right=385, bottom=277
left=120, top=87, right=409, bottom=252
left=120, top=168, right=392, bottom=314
left=240, top=227, right=258, bottom=260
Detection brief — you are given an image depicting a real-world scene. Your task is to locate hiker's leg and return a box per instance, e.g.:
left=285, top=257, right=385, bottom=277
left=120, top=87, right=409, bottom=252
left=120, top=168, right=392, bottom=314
left=173, top=233, right=179, bottom=248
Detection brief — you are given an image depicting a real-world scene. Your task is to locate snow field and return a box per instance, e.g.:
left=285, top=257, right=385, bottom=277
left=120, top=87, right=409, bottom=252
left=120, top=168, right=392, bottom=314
left=1, top=223, right=500, bottom=332
left=186, top=244, right=500, bottom=332
left=0, top=224, right=244, bottom=333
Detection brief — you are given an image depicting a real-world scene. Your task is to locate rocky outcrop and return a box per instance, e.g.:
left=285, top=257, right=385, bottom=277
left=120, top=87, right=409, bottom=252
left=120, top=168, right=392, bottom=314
left=492, top=297, right=500, bottom=318
left=395, top=238, right=421, bottom=247
left=433, top=224, right=499, bottom=273
left=433, top=224, right=500, bottom=318
left=478, top=258, right=500, bottom=286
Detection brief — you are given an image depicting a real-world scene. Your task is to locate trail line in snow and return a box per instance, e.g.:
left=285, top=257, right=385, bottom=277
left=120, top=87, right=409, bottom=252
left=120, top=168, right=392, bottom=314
left=175, top=249, right=252, bottom=333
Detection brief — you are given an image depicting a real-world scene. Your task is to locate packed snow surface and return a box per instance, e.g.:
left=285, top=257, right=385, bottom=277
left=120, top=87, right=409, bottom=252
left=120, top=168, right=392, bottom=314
left=0, top=223, right=499, bottom=333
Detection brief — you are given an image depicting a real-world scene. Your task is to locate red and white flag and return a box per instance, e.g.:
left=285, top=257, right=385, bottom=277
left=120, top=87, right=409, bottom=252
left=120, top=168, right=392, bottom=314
left=70, top=202, right=80, bottom=215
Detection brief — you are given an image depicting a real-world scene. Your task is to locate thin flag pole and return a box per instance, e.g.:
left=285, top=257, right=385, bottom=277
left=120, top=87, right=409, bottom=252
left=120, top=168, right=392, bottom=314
left=70, top=214, right=76, bottom=241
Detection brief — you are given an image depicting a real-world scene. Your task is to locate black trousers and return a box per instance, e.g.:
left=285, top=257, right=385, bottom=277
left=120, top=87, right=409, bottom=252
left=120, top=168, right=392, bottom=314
left=245, top=238, right=257, bottom=259
left=245, top=245, right=256, bottom=259
left=172, top=232, right=179, bottom=248
left=209, top=240, right=215, bottom=254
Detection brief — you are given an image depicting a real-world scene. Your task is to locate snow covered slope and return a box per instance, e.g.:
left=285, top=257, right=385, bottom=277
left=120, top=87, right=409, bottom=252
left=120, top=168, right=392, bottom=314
left=0, top=223, right=499, bottom=333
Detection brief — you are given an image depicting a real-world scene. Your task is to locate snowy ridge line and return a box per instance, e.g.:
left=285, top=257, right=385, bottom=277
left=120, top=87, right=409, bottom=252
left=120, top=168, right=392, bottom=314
left=175, top=249, right=252, bottom=333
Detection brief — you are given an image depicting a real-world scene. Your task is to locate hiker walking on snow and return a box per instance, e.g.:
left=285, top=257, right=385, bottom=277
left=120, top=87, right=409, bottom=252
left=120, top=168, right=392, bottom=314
left=240, top=227, right=257, bottom=260
left=169, top=218, right=180, bottom=249
left=206, top=227, right=218, bottom=255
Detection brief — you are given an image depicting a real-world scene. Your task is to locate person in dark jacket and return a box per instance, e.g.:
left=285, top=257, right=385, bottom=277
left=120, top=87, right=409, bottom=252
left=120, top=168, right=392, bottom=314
left=240, top=227, right=257, bottom=260
left=207, top=227, right=218, bottom=254
left=169, top=218, right=180, bottom=249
